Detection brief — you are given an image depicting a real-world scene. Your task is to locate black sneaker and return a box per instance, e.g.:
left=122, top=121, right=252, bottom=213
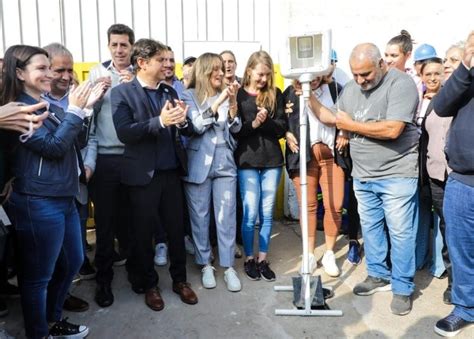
left=244, top=259, right=260, bottom=281
left=49, top=318, right=89, bottom=338
left=257, top=260, right=275, bottom=282
left=323, top=287, right=334, bottom=300
left=353, top=276, right=391, bottom=296
left=390, top=294, right=412, bottom=316
left=443, top=287, right=452, bottom=305
left=79, top=258, right=96, bottom=280
left=112, top=251, right=127, bottom=267
left=434, top=313, right=474, bottom=337
left=63, top=294, right=89, bottom=312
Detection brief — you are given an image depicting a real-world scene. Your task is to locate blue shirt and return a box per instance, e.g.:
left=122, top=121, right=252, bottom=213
left=42, top=92, right=69, bottom=111
left=171, top=76, right=185, bottom=98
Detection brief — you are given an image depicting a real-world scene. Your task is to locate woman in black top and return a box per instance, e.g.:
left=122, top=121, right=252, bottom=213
left=233, top=51, right=287, bottom=281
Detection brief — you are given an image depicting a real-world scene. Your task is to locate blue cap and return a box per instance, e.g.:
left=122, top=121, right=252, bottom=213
left=414, top=44, right=437, bottom=62
left=331, top=49, right=338, bottom=62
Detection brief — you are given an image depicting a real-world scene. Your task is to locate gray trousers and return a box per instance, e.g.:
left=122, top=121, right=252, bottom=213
left=184, top=145, right=237, bottom=268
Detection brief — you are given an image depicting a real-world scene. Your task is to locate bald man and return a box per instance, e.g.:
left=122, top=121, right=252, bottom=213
left=309, top=43, right=419, bottom=316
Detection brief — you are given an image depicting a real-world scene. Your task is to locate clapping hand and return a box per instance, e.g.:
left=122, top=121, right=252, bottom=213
left=85, top=81, right=108, bottom=109
left=252, top=106, right=268, bottom=128
left=119, top=69, right=134, bottom=83
left=69, top=81, right=93, bottom=109
left=161, top=100, right=189, bottom=127
left=94, top=76, right=112, bottom=92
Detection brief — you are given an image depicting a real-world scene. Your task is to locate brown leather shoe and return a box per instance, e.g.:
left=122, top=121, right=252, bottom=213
left=63, top=294, right=89, bottom=312
left=145, top=287, right=164, bottom=311
left=172, top=282, right=198, bottom=305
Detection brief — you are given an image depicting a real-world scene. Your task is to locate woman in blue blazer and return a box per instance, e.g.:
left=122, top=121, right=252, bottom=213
left=181, top=53, right=242, bottom=292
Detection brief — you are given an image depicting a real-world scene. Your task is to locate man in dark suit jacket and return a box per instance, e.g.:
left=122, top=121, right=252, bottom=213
left=111, top=38, right=197, bottom=311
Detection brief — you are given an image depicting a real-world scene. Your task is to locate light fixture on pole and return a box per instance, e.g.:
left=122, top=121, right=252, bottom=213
left=274, top=29, right=343, bottom=317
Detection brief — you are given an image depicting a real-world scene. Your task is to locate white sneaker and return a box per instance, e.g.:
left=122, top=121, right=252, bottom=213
left=154, top=243, right=168, bottom=266
left=201, top=264, right=216, bottom=289
left=184, top=235, right=195, bottom=255
left=322, top=250, right=340, bottom=277
left=224, top=267, right=242, bottom=292
left=299, top=253, right=317, bottom=275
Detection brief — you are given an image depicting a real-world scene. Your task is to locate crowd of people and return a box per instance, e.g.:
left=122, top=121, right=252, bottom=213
left=0, top=24, right=473, bottom=338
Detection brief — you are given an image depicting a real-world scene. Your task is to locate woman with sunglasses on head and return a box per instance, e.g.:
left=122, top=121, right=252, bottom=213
left=181, top=53, right=242, bottom=292
left=0, top=44, right=104, bottom=339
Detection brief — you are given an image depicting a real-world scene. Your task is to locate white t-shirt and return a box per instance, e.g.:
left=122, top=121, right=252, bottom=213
left=307, top=84, right=336, bottom=155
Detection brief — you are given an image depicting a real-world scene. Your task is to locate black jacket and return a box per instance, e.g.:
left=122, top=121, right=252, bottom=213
left=433, top=63, right=474, bottom=186
left=111, top=78, right=193, bottom=186
left=7, top=93, right=84, bottom=197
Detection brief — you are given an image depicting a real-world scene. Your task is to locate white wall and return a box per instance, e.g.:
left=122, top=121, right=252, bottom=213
left=1, top=0, right=472, bottom=79
left=283, top=0, right=472, bottom=78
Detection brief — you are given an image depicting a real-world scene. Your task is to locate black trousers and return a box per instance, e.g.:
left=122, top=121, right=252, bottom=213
left=91, top=154, right=130, bottom=285
left=346, top=178, right=360, bottom=241
left=127, top=170, right=186, bottom=290
left=154, top=182, right=193, bottom=243
left=429, top=177, right=452, bottom=287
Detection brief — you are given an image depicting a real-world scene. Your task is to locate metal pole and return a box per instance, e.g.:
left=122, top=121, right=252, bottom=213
left=59, top=0, right=66, bottom=45
left=35, top=0, right=40, bottom=46
left=95, top=0, right=101, bottom=61
left=17, top=0, right=23, bottom=43
left=300, top=81, right=310, bottom=311
left=273, top=77, right=343, bottom=318
left=0, top=0, right=6, bottom=53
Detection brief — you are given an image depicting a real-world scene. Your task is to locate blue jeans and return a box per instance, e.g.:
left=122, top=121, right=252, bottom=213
left=444, top=176, right=474, bottom=321
left=354, top=178, right=419, bottom=296
left=238, top=167, right=282, bottom=257
left=9, top=192, right=84, bottom=339
left=429, top=214, right=446, bottom=278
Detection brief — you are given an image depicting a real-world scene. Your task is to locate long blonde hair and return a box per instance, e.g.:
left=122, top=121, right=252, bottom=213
left=242, top=50, right=276, bottom=113
left=188, top=53, right=225, bottom=105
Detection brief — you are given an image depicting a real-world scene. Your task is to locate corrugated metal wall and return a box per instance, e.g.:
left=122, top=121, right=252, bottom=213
left=0, top=0, right=276, bottom=66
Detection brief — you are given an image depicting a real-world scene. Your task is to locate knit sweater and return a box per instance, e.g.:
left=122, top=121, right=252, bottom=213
left=233, top=88, right=287, bottom=168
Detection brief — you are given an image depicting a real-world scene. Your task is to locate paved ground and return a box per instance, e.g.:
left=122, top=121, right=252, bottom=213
left=1, top=220, right=473, bottom=338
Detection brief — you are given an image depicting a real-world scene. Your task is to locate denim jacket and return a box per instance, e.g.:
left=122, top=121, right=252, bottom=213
left=9, top=93, right=84, bottom=197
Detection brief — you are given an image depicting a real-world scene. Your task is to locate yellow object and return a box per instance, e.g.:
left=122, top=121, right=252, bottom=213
left=73, top=62, right=99, bottom=82
left=274, top=64, right=285, bottom=91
